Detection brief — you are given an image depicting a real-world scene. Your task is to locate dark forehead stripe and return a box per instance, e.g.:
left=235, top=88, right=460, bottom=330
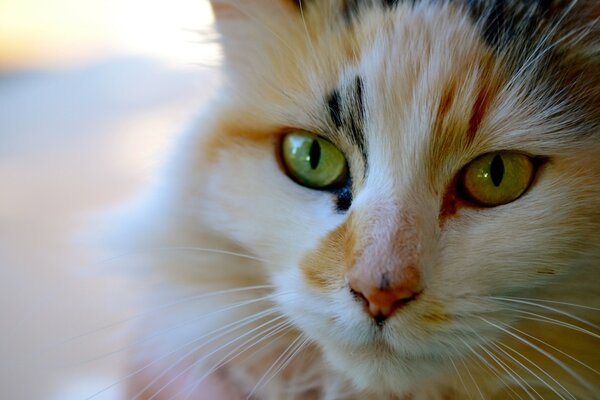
left=327, top=90, right=343, bottom=128
left=348, top=76, right=367, bottom=163
left=327, top=0, right=559, bottom=48
left=326, top=76, right=368, bottom=171
left=464, top=0, right=559, bottom=49
left=340, top=0, right=404, bottom=23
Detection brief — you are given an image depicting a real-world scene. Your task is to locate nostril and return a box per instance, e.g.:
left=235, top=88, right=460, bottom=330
left=393, top=291, right=420, bottom=307
left=350, top=287, right=369, bottom=307
left=349, top=284, right=422, bottom=321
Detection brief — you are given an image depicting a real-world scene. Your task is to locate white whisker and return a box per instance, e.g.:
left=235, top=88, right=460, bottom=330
left=491, top=296, right=600, bottom=330
left=85, top=307, right=278, bottom=400
left=99, top=246, right=274, bottom=267
left=480, top=317, right=598, bottom=395
left=503, top=308, right=600, bottom=340
left=247, top=334, right=309, bottom=399
left=504, top=324, right=600, bottom=377
left=298, top=0, right=319, bottom=68
left=63, top=284, right=274, bottom=345
left=144, top=315, right=289, bottom=400
left=76, top=293, right=278, bottom=368
left=503, top=0, right=579, bottom=90
left=493, top=341, right=575, bottom=400
left=450, top=342, right=486, bottom=400
left=459, top=336, right=528, bottom=399
left=498, top=297, right=600, bottom=312
left=446, top=351, right=472, bottom=400
left=179, top=321, right=295, bottom=400
left=212, top=0, right=298, bottom=55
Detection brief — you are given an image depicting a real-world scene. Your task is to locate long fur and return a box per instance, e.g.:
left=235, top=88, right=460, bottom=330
left=118, top=1, right=599, bottom=398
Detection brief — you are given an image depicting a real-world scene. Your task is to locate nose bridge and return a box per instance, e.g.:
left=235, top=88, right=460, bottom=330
left=348, top=205, right=421, bottom=285
left=346, top=204, right=423, bottom=319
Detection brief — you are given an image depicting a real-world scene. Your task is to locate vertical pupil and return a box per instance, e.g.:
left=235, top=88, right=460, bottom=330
left=490, top=155, right=504, bottom=187
left=309, top=139, right=321, bottom=169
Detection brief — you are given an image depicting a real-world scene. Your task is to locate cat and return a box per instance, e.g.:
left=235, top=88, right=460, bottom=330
left=115, top=0, right=600, bottom=399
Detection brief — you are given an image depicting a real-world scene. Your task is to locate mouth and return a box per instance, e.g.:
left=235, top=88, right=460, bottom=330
left=350, top=287, right=424, bottom=327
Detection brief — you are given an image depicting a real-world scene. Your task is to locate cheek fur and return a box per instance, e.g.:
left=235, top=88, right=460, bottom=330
left=299, top=216, right=350, bottom=291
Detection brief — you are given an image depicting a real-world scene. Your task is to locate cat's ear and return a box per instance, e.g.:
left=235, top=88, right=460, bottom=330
left=209, top=1, right=304, bottom=74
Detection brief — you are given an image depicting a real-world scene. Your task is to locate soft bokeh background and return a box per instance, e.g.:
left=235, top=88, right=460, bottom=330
left=0, top=1, right=220, bottom=398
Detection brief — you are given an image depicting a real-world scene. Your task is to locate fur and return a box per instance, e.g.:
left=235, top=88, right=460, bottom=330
left=119, top=1, right=599, bottom=398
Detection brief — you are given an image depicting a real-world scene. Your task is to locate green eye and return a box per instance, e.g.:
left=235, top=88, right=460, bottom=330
left=460, top=152, right=535, bottom=207
left=281, top=131, right=347, bottom=189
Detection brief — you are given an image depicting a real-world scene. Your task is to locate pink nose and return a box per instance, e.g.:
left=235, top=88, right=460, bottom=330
left=349, top=279, right=420, bottom=322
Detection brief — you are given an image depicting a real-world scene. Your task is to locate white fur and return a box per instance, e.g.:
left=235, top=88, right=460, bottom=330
left=118, top=1, right=600, bottom=398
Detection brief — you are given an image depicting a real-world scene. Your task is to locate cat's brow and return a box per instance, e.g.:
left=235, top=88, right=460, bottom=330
left=326, top=76, right=368, bottom=171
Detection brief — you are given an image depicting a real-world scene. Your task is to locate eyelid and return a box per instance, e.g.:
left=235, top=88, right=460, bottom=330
left=279, top=130, right=349, bottom=190
left=457, top=152, right=542, bottom=207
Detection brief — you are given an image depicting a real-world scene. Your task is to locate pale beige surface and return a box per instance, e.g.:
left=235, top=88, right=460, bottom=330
left=0, top=0, right=219, bottom=397
left=0, top=59, right=219, bottom=399
left=0, top=0, right=217, bottom=70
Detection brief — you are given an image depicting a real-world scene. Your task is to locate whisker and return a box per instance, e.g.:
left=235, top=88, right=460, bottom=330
left=263, top=336, right=311, bottom=397
left=502, top=308, right=600, bottom=340
left=99, top=246, right=274, bottom=267
left=246, top=334, right=308, bottom=399
left=298, top=0, right=319, bottom=67
left=493, top=341, right=575, bottom=400
left=179, top=321, right=295, bottom=400
left=147, top=315, right=289, bottom=400
left=491, top=296, right=600, bottom=330
left=281, top=346, right=321, bottom=396
left=498, top=297, right=600, bottom=312
left=84, top=307, right=279, bottom=400
left=480, top=317, right=598, bottom=395
left=485, top=341, right=562, bottom=400
left=450, top=342, right=486, bottom=400
left=62, top=284, right=274, bottom=344
left=461, top=354, right=486, bottom=400
left=212, top=0, right=298, bottom=55
left=459, top=337, right=527, bottom=400
left=504, top=324, right=600, bottom=377
left=503, top=0, right=580, bottom=90
left=446, top=351, right=472, bottom=400
left=75, top=293, right=279, bottom=367
left=477, top=344, right=527, bottom=400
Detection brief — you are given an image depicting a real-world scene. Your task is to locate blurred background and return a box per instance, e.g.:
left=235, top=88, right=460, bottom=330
left=0, top=1, right=220, bottom=398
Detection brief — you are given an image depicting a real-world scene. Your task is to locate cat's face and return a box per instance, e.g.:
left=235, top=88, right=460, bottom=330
left=194, top=0, right=599, bottom=394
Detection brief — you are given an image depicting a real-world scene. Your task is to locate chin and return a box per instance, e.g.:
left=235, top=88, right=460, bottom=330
left=322, top=339, right=446, bottom=395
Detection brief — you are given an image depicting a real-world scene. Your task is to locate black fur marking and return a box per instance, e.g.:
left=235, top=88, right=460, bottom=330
left=335, top=0, right=557, bottom=40
left=327, top=77, right=367, bottom=171
left=341, top=0, right=404, bottom=24
left=332, top=0, right=555, bottom=49
left=464, top=0, right=557, bottom=49
left=347, top=76, right=368, bottom=168
left=341, top=0, right=362, bottom=23
left=327, top=90, right=343, bottom=128
left=324, top=76, right=367, bottom=212
left=382, top=0, right=402, bottom=7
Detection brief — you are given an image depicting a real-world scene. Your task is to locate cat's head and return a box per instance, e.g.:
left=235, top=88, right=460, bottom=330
left=190, top=0, right=599, bottom=394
